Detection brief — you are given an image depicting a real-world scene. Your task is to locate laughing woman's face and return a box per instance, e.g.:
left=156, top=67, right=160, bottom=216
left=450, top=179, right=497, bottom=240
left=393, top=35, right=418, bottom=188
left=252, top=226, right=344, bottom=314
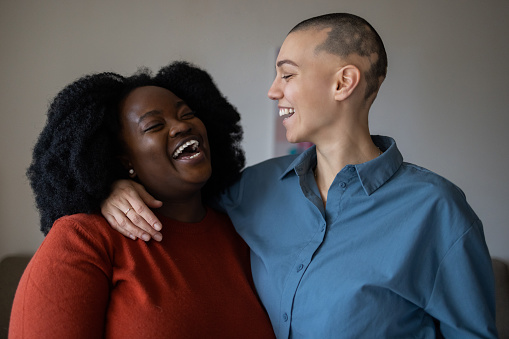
left=119, top=86, right=212, bottom=203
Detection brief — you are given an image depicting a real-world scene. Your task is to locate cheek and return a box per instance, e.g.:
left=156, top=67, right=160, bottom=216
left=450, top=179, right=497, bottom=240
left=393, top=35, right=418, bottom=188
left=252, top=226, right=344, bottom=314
left=286, top=85, right=320, bottom=121
left=302, top=80, right=334, bottom=113
left=133, top=155, right=177, bottom=197
left=129, top=139, right=168, bottom=173
left=284, top=84, right=299, bottom=105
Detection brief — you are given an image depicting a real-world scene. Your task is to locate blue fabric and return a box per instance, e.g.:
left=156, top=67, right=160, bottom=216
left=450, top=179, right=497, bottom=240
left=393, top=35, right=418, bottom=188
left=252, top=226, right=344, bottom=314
left=219, top=136, right=497, bottom=339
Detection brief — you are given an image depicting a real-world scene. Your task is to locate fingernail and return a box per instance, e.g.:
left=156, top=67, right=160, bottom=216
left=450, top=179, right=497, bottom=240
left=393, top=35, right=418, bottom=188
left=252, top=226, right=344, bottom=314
left=129, top=234, right=137, bottom=240
left=153, top=222, right=162, bottom=231
left=153, top=233, right=163, bottom=242
left=141, top=234, right=151, bottom=241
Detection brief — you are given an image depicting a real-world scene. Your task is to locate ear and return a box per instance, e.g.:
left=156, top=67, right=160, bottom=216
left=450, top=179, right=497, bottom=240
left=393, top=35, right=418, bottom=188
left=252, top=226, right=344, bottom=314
left=333, top=65, right=361, bottom=101
left=118, top=155, right=136, bottom=178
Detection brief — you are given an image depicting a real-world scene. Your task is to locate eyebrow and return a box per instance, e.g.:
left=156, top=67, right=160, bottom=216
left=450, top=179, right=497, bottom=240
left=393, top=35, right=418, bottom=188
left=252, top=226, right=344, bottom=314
left=138, top=110, right=161, bottom=124
left=137, top=100, right=187, bottom=124
left=276, top=59, right=299, bottom=68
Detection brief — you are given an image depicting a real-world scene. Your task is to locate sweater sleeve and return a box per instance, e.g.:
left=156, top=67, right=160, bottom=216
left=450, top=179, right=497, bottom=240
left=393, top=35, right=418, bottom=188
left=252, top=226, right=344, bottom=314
left=9, top=215, right=112, bottom=339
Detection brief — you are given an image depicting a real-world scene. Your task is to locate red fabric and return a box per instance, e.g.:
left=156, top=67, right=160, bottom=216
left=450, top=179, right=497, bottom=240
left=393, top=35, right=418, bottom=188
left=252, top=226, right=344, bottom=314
left=9, top=209, right=275, bottom=338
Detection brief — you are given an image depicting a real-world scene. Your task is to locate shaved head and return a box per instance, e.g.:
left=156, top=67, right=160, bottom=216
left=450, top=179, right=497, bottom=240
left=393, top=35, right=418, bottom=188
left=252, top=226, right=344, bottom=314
left=290, top=13, right=388, bottom=99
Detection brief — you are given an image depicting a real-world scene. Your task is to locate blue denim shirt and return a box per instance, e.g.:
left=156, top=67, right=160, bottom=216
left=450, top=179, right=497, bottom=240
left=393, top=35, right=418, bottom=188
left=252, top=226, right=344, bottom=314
left=219, top=136, right=497, bottom=338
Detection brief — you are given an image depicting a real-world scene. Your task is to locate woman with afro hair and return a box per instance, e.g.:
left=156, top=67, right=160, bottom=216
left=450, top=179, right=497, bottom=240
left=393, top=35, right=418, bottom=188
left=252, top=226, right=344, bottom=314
left=9, top=61, right=275, bottom=338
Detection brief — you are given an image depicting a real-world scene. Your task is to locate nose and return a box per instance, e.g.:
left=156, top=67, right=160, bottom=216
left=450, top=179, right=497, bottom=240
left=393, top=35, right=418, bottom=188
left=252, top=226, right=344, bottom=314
left=267, top=76, right=282, bottom=101
left=169, top=120, right=192, bottom=138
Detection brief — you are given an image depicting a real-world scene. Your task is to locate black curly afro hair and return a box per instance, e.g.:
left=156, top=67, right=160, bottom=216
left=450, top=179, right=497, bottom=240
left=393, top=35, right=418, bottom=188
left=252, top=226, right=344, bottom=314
left=27, top=61, right=245, bottom=235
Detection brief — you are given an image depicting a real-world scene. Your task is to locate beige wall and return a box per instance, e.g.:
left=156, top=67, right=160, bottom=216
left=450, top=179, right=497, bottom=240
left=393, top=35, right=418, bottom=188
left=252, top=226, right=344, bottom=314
left=1, top=0, right=508, bottom=262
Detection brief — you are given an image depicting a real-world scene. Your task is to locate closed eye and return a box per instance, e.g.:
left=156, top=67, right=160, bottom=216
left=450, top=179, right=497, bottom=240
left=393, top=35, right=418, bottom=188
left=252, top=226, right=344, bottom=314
left=182, top=111, right=197, bottom=119
left=143, top=123, right=164, bottom=132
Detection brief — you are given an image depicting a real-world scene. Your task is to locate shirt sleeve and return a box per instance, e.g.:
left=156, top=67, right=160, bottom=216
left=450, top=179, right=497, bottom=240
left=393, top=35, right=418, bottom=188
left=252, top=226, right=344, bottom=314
left=9, top=216, right=112, bottom=339
left=425, top=220, right=498, bottom=338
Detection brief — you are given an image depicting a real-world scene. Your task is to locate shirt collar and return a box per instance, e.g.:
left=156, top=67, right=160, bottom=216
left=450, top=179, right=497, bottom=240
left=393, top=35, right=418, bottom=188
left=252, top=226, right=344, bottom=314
left=279, top=136, right=403, bottom=196
left=279, top=145, right=317, bottom=180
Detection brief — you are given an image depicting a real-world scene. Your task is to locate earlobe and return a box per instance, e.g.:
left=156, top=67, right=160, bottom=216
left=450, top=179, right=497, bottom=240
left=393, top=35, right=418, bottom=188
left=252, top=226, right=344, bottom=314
left=118, top=155, right=136, bottom=178
left=334, top=65, right=360, bottom=101
left=127, top=165, right=137, bottom=178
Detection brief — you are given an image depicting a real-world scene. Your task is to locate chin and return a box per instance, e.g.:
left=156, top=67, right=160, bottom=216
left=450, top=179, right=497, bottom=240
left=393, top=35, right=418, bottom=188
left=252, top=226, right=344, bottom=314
left=285, top=132, right=297, bottom=144
left=285, top=134, right=303, bottom=144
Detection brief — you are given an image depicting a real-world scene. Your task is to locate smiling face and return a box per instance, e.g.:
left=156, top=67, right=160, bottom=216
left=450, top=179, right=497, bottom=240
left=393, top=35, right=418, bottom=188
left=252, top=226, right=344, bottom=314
left=119, top=86, right=211, bottom=203
left=268, top=29, right=347, bottom=145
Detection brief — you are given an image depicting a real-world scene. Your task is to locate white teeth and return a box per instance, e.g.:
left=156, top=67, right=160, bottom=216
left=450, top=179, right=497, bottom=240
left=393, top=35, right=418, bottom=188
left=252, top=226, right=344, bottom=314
left=173, top=139, right=199, bottom=158
left=279, top=108, right=295, bottom=117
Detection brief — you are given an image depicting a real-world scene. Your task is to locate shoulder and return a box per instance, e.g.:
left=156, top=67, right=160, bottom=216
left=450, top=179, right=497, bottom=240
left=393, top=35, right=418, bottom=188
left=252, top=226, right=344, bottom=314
left=396, top=162, right=467, bottom=199
left=242, top=154, right=298, bottom=179
left=25, top=214, right=119, bottom=282
left=52, top=213, right=111, bottom=235
left=231, top=155, right=298, bottom=196
left=55, top=213, right=108, bottom=225
left=391, top=162, right=479, bottom=228
left=217, top=154, right=305, bottom=212
left=47, top=213, right=123, bottom=250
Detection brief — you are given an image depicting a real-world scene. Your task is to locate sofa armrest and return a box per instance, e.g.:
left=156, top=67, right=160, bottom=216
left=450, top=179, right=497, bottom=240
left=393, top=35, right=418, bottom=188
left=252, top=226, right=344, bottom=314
left=0, top=255, right=32, bottom=337
left=492, top=258, right=509, bottom=339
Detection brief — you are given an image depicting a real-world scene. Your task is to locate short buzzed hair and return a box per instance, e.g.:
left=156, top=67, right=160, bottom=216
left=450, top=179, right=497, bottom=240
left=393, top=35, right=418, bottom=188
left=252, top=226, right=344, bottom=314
left=290, top=13, right=388, bottom=100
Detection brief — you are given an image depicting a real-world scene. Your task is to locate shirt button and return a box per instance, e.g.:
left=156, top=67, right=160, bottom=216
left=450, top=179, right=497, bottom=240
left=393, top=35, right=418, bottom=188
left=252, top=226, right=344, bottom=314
left=339, top=182, right=346, bottom=188
left=297, top=264, right=304, bottom=272
left=350, top=167, right=356, bottom=172
left=283, top=313, right=288, bottom=322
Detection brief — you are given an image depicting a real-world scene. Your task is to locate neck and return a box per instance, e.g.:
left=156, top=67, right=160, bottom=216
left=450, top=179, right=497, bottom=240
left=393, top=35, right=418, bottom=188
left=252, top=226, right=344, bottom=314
left=313, top=128, right=380, bottom=207
left=155, top=193, right=207, bottom=223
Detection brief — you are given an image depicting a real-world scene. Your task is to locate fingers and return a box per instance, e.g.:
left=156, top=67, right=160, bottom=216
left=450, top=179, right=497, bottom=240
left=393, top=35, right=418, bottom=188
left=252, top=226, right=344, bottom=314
left=102, top=211, right=139, bottom=240
left=123, top=203, right=162, bottom=242
left=100, top=180, right=163, bottom=242
left=130, top=182, right=163, bottom=231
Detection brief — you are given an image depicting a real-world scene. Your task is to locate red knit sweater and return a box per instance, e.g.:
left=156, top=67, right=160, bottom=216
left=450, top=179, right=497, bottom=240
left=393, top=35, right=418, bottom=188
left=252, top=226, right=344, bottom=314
left=9, top=208, right=275, bottom=338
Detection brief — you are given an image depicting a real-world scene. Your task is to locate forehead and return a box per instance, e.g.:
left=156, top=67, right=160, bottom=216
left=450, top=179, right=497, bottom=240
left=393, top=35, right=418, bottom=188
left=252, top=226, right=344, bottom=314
left=277, top=28, right=330, bottom=65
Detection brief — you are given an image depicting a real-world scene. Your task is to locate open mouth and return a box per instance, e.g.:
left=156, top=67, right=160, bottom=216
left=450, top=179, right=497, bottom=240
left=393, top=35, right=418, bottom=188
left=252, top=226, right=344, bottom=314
left=279, top=108, right=295, bottom=118
left=172, top=139, right=201, bottom=160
